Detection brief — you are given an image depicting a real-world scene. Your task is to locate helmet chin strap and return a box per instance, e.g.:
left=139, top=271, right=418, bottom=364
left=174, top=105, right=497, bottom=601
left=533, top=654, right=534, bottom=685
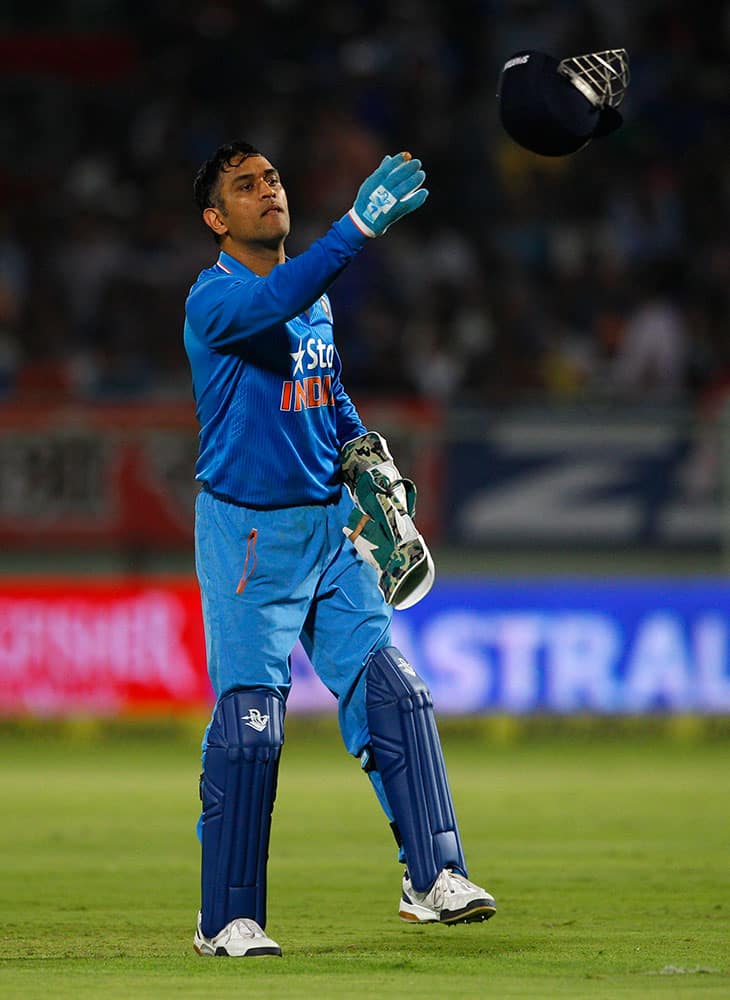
left=558, top=49, right=630, bottom=109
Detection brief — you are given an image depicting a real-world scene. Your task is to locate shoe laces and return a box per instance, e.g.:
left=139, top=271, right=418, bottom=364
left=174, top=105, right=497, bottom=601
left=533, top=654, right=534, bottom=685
left=438, top=867, right=466, bottom=894
left=430, top=868, right=480, bottom=904
left=227, top=917, right=265, bottom=940
left=405, top=867, right=464, bottom=905
left=428, top=869, right=450, bottom=907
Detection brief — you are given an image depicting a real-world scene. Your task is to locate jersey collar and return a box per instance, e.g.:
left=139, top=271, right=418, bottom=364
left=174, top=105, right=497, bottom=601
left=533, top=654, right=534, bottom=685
left=215, top=250, right=290, bottom=276
left=215, top=251, right=249, bottom=275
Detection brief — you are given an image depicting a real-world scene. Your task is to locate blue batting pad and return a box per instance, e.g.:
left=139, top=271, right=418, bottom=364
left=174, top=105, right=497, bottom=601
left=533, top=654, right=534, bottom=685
left=366, top=647, right=466, bottom=892
left=200, top=687, right=285, bottom=938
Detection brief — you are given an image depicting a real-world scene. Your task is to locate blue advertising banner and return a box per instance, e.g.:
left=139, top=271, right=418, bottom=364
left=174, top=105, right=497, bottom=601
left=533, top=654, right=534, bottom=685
left=289, top=578, right=730, bottom=714
left=445, top=414, right=720, bottom=547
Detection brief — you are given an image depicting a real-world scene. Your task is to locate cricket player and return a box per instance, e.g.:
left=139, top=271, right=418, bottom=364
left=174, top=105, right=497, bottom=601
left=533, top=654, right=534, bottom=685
left=184, top=140, right=496, bottom=957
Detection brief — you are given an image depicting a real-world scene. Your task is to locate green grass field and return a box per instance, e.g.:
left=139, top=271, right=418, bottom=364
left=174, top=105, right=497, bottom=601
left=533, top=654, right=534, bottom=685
left=1, top=718, right=728, bottom=999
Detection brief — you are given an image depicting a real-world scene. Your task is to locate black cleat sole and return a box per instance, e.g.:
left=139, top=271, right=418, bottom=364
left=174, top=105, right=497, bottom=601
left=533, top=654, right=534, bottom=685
left=441, top=903, right=497, bottom=925
left=213, top=945, right=282, bottom=957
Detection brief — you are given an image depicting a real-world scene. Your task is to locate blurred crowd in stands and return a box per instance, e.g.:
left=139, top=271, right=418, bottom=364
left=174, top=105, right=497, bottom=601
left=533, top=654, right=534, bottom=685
left=0, top=0, right=729, bottom=412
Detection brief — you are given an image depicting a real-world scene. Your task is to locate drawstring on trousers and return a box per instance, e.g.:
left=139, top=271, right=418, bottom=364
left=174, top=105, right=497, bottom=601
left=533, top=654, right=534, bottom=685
left=236, top=528, right=258, bottom=594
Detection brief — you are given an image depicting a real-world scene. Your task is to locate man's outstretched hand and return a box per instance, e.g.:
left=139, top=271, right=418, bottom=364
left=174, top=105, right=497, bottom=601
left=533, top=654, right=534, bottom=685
left=349, top=152, right=429, bottom=237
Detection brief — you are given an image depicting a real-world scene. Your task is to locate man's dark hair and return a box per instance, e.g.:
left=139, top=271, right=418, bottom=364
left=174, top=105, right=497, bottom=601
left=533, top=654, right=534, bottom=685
left=193, top=140, right=262, bottom=214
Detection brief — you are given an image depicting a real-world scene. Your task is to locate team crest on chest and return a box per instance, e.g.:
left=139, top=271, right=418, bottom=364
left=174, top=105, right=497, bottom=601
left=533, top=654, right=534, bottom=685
left=281, top=332, right=336, bottom=412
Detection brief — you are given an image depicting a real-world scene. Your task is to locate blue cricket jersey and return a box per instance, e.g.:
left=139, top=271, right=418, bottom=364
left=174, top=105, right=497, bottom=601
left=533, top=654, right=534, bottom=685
left=184, top=214, right=369, bottom=508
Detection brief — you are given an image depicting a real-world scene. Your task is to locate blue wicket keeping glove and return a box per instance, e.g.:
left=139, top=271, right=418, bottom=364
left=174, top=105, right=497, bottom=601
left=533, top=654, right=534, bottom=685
left=348, top=152, right=429, bottom=237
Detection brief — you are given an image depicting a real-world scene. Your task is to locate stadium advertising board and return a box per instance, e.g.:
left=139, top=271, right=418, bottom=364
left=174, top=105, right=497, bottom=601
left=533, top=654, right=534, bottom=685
left=447, top=412, right=721, bottom=547
left=0, top=579, right=210, bottom=716
left=392, top=579, right=730, bottom=714
left=1, top=577, right=729, bottom=716
left=0, top=400, right=441, bottom=546
left=0, top=402, right=198, bottom=547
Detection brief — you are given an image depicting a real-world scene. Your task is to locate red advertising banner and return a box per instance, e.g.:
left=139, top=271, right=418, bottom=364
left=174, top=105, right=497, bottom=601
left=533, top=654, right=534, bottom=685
left=0, top=576, right=350, bottom=718
left=0, top=401, right=198, bottom=547
left=0, top=577, right=211, bottom=716
left=0, top=399, right=443, bottom=548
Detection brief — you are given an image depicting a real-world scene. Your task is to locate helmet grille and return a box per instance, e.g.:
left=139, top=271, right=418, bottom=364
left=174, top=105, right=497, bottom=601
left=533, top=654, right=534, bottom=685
left=558, top=49, right=630, bottom=109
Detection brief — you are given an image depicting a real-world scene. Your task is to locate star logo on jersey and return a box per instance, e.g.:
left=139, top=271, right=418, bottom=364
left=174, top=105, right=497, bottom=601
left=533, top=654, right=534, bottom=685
left=289, top=340, right=305, bottom=375
left=242, top=708, right=269, bottom=732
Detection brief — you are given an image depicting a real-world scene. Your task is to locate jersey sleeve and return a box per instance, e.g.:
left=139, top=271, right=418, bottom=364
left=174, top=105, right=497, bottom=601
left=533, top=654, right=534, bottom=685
left=186, top=215, right=368, bottom=350
left=332, top=349, right=367, bottom=447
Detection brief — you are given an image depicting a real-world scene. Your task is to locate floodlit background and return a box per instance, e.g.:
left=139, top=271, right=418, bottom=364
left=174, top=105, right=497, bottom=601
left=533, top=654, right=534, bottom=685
left=1, top=1, right=730, bottom=718
left=2, top=7, right=730, bottom=998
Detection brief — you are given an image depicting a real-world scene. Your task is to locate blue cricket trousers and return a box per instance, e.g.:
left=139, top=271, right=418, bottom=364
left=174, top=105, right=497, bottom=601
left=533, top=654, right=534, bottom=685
left=195, top=486, right=393, bottom=758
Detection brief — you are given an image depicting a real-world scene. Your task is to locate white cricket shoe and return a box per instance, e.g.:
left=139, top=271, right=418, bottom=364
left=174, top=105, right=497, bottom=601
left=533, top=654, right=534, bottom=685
left=399, top=868, right=497, bottom=924
left=193, top=912, right=282, bottom=957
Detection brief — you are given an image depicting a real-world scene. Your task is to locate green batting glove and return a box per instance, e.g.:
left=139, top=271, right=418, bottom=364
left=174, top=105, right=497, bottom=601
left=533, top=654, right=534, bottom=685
left=348, top=152, right=429, bottom=237
left=341, top=431, right=435, bottom=610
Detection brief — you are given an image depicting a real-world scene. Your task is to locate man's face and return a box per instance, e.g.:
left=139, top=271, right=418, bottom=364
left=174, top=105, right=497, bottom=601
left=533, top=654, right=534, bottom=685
left=208, top=154, right=290, bottom=247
